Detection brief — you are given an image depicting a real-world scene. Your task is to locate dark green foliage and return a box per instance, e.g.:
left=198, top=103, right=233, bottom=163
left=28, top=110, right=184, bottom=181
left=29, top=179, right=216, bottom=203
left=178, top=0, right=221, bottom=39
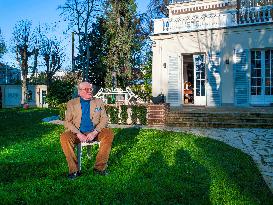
left=131, top=105, right=138, bottom=124
left=75, top=17, right=108, bottom=87
left=131, top=105, right=147, bottom=125
left=104, top=0, right=140, bottom=88
left=29, top=71, right=47, bottom=85
left=58, top=103, right=67, bottom=120
left=120, top=105, right=128, bottom=124
left=0, top=109, right=273, bottom=204
left=106, top=105, right=147, bottom=125
left=131, top=55, right=152, bottom=102
left=137, top=105, right=147, bottom=125
left=107, top=95, right=115, bottom=104
left=106, top=105, right=119, bottom=124
left=46, top=79, right=76, bottom=107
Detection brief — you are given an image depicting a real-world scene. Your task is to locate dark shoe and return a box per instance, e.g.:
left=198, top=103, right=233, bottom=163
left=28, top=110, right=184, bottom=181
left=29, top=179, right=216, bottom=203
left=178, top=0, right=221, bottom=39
left=93, top=168, right=109, bottom=176
left=67, top=171, right=81, bottom=180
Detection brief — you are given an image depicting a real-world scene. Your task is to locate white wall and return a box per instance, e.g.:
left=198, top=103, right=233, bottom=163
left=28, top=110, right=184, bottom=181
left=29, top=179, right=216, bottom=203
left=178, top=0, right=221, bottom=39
left=4, top=86, right=21, bottom=107
left=151, top=24, right=273, bottom=106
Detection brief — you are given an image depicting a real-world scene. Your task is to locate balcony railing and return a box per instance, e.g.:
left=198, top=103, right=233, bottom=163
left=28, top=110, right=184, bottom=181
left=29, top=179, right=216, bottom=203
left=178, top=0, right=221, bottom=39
left=239, top=5, right=273, bottom=24
left=169, top=0, right=194, bottom=4
left=153, top=6, right=273, bottom=34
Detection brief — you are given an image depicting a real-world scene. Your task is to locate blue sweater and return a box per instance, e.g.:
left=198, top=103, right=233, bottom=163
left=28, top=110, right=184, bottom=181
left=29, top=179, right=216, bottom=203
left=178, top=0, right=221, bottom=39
left=80, top=98, right=94, bottom=133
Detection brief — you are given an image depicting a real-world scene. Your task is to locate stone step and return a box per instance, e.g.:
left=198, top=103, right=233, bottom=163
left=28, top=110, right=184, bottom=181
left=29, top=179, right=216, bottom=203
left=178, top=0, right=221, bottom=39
left=167, top=117, right=273, bottom=124
left=167, top=121, right=273, bottom=128
left=166, top=111, right=273, bottom=128
left=168, top=112, right=273, bottom=118
left=167, top=115, right=273, bottom=121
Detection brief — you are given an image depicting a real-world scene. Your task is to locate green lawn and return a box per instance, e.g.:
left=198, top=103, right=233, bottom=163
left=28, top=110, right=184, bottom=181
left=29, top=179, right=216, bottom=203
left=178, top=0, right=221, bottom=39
left=0, top=108, right=272, bottom=205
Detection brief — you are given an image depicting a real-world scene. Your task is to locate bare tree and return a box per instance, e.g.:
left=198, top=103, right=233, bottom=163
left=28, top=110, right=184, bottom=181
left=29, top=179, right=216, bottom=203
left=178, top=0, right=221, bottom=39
left=40, top=37, right=65, bottom=86
left=148, top=0, right=169, bottom=19
left=29, top=25, right=43, bottom=78
left=58, top=0, right=103, bottom=81
left=0, top=28, right=6, bottom=60
left=12, top=20, right=35, bottom=104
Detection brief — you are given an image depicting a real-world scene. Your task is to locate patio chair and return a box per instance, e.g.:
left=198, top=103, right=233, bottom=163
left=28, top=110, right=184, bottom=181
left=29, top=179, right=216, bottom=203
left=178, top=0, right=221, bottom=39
left=77, top=141, right=100, bottom=171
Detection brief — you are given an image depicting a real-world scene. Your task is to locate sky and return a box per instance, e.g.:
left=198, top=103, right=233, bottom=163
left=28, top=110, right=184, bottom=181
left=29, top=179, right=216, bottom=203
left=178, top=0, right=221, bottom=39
left=0, top=0, right=149, bottom=67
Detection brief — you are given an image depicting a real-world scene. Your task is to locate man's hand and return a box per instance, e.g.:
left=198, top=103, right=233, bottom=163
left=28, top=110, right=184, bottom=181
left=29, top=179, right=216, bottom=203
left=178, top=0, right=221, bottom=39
left=86, top=130, right=99, bottom=142
left=77, top=133, right=87, bottom=142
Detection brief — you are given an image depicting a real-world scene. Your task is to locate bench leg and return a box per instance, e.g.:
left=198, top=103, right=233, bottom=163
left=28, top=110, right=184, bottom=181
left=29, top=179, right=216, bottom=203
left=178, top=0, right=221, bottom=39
left=77, top=143, right=82, bottom=171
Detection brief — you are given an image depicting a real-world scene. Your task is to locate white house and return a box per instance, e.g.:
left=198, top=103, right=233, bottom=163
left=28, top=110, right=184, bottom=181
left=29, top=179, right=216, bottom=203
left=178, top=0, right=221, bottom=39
left=151, top=0, right=273, bottom=107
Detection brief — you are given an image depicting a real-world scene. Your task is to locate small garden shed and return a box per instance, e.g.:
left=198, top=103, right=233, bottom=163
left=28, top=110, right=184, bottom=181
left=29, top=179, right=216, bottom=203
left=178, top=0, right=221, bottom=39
left=0, top=84, right=48, bottom=108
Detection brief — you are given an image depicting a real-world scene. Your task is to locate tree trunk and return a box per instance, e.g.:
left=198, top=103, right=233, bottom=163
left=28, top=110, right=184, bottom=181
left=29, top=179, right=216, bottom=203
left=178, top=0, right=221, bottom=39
left=84, top=0, right=92, bottom=81
left=21, top=45, right=29, bottom=104
left=32, top=48, right=39, bottom=77
left=44, top=54, right=50, bottom=87
left=21, top=77, right=27, bottom=105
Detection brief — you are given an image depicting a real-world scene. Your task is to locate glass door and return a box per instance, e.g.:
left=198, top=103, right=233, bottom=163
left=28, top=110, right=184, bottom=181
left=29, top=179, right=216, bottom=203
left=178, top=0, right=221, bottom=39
left=193, top=54, right=206, bottom=105
left=264, top=50, right=273, bottom=104
left=250, top=50, right=263, bottom=104
left=250, top=50, right=273, bottom=105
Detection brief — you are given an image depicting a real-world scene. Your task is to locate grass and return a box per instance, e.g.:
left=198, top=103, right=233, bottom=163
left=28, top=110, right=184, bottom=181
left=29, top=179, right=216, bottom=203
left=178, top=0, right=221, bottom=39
left=0, top=108, right=272, bottom=205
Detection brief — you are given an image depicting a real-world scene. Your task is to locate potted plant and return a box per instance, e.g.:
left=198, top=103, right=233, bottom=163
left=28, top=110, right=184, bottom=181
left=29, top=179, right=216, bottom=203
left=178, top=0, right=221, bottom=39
left=23, top=102, right=29, bottom=109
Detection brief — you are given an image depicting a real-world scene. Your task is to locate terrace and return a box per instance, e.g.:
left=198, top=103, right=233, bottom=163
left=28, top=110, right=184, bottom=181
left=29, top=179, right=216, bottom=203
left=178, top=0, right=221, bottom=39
left=153, top=1, right=273, bottom=34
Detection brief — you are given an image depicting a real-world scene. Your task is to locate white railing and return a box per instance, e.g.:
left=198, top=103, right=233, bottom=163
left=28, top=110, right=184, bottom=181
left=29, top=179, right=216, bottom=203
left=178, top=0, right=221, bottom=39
left=153, top=6, right=273, bottom=34
left=94, top=87, right=145, bottom=105
left=168, top=0, right=236, bottom=17
left=239, top=5, right=273, bottom=24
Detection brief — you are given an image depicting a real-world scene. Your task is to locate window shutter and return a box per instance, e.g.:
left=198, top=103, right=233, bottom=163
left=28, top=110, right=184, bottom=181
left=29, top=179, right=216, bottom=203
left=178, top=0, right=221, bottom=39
left=207, top=52, right=221, bottom=106
left=233, top=49, right=249, bottom=106
left=167, top=55, right=181, bottom=106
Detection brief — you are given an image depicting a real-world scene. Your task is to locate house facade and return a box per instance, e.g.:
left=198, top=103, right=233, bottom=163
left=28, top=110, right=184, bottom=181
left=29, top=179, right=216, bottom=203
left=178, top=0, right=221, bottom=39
left=151, top=0, right=273, bottom=107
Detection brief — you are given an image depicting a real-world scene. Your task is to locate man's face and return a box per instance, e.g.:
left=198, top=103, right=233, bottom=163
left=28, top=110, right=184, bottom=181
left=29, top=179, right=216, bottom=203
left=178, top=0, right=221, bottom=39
left=79, top=83, right=93, bottom=100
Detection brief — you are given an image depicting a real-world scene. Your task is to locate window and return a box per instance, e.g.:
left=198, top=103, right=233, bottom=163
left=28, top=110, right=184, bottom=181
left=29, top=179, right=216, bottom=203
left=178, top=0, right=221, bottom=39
left=265, top=50, right=273, bottom=95
left=27, top=90, right=33, bottom=102
left=251, top=50, right=262, bottom=95
left=251, top=49, right=273, bottom=96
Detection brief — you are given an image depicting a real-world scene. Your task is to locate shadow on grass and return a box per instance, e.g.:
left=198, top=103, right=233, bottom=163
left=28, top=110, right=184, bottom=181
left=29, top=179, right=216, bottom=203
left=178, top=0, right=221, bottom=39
left=0, top=160, right=61, bottom=183
left=0, top=133, right=64, bottom=184
left=0, top=108, right=60, bottom=148
left=193, top=137, right=273, bottom=204
left=83, top=127, right=141, bottom=171
left=1, top=114, right=273, bottom=205
left=111, top=149, right=211, bottom=205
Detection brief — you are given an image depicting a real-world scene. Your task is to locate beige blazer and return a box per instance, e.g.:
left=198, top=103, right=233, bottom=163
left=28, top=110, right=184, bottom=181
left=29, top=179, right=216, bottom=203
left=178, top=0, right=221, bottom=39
left=64, top=97, right=108, bottom=134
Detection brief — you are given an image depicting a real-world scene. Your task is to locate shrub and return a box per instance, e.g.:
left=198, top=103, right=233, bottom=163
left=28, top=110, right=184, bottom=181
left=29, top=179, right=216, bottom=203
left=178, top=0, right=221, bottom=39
left=138, top=106, right=147, bottom=125
left=46, top=80, right=76, bottom=107
left=58, top=103, right=67, bottom=120
left=120, top=105, right=128, bottom=124
left=106, top=106, right=119, bottom=124
left=131, top=105, right=138, bottom=125
left=105, top=104, right=147, bottom=125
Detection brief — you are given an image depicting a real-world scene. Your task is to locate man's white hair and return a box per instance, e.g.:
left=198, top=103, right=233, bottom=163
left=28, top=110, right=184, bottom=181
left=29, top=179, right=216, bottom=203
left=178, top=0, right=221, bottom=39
left=78, top=82, right=92, bottom=93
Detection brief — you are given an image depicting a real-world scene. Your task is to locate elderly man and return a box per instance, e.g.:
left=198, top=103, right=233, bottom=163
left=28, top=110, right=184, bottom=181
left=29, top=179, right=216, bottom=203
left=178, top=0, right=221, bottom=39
left=60, top=82, right=114, bottom=179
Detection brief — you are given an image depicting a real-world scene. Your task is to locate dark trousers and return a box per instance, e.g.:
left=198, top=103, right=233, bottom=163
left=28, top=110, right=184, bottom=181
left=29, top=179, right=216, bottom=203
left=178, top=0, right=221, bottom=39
left=60, top=128, right=114, bottom=174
